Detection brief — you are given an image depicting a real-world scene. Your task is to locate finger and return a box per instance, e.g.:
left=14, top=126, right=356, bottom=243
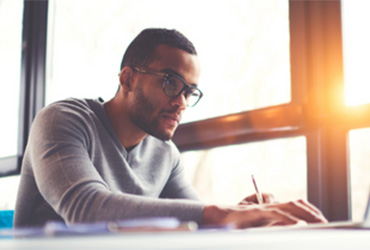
left=238, top=194, right=258, bottom=205
left=293, top=199, right=328, bottom=223
left=268, top=200, right=327, bottom=223
left=239, top=193, right=275, bottom=205
left=261, top=193, right=275, bottom=204
left=296, top=200, right=328, bottom=221
left=238, top=201, right=255, bottom=206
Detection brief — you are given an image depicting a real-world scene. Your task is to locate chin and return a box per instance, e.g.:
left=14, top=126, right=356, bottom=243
left=144, top=120, right=177, bottom=141
left=160, top=132, right=174, bottom=141
left=151, top=129, right=174, bottom=141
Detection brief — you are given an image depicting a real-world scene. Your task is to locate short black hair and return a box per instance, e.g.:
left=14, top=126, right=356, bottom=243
left=120, top=28, right=197, bottom=70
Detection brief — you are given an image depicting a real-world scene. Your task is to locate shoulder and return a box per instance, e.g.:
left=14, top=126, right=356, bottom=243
left=35, top=98, right=100, bottom=124
left=30, top=98, right=104, bottom=140
left=39, top=98, right=96, bottom=116
left=28, top=98, right=106, bottom=150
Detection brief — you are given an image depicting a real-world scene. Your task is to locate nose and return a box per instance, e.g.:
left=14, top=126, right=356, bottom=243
left=170, top=92, right=187, bottom=110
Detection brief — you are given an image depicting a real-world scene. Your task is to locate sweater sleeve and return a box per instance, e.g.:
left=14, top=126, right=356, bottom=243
left=26, top=102, right=205, bottom=226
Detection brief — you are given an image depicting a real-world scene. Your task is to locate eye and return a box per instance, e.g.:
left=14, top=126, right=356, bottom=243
left=185, top=87, right=200, bottom=98
left=164, top=76, right=183, bottom=96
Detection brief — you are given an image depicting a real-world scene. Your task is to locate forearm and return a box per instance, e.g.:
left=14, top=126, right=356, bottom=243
left=58, top=186, right=205, bottom=225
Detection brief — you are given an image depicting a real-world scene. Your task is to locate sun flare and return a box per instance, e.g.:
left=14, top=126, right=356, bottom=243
left=345, top=85, right=370, bottom=106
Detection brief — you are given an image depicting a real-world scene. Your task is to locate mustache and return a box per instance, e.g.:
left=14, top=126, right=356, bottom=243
left=159, top=108, right=183, bottom=120
left=160, top=107, right=182, bottom=115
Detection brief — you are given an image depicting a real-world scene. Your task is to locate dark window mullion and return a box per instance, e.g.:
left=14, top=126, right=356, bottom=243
left=17, top=0, right=48, bottom=172
left=290, top=0, right=348, bottom=221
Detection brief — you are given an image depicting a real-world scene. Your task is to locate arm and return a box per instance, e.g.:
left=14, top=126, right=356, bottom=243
left=28, top=101, right=205, bottom=225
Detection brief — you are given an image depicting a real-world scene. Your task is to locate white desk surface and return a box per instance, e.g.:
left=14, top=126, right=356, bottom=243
left=0, top=228, right=370, bottom=250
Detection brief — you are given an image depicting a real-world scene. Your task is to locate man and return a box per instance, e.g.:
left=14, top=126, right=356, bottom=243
left=14, top=28, right=327, bottom=229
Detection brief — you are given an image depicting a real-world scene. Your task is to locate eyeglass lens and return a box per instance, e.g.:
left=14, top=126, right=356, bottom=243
left=164, top=76, right=201, bottom=107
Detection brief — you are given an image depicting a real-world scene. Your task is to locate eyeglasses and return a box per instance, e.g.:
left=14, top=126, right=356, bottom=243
left=131, top=67, right=203, bottom=107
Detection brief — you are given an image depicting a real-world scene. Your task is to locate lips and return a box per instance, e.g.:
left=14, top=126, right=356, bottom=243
left=161, top=112, right=181, bottom=125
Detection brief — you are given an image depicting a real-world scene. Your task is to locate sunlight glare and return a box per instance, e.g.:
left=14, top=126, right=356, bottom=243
left=342, top=0, right=370, bottom=106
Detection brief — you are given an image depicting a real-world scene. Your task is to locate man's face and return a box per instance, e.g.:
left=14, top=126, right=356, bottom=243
left=128, top=44, right=201, bottom=141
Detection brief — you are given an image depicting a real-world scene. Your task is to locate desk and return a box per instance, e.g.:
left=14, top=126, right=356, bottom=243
left=0, top=228, right=370, bottom=249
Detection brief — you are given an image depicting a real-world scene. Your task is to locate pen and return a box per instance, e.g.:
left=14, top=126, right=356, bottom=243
left=251, top=174, right=264, bottom=204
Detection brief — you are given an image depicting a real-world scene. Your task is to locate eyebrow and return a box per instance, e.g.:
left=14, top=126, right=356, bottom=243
left=160, top=68, right=198, bottom=87
left=160, top=68, right=182, bottom=77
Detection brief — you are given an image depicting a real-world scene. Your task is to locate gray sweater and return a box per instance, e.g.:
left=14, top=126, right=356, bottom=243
left=14, top=98, right=205, bottom=228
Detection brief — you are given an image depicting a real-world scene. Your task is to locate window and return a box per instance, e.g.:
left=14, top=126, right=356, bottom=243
left=0, top=0, right=47, bottom=176
left=342, top=0, right=370, bottom=221
left=45, top=0, right=290, bottom=123
left=342, top=0, right=370, bottom=106
left=182, top=137, right=307, bottom=204
left=349, top=128, right=370, bottom=222
left=0, top=0, right=23, bottom=158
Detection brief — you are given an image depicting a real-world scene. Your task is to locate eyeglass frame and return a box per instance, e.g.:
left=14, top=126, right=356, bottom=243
left=130, top=66, right=203, bottom=107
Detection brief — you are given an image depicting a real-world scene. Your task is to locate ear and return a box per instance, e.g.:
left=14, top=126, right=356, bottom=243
left=118, top=66, right=134, bottom=92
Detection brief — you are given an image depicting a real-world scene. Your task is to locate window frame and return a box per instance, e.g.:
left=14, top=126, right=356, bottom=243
left=174, top=0, right=364, bottom=222
left=0, top=0, right=48, bottom=177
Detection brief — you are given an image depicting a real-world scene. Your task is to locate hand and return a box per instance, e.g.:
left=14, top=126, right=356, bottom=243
left=202, top=199, right=327, bottom=229
left=238, top=193, right=275, bottom=205
left=264, top=199, right=328, bottom=225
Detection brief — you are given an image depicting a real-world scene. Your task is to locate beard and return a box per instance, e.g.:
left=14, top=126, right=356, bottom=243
left=128, top=82, right=179, bottom=141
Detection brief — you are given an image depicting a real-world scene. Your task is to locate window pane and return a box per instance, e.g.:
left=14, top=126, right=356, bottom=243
left=342, top=0, right=370, bottom=106
left=349, top=128, right=370, bottom=222
left=0, top=0, right=23, bottom=158
left=45, top=0, right=290, bottom=123
left=181, top=137, right=307, bottom=204
left=0, top=175, right=20, bottom=210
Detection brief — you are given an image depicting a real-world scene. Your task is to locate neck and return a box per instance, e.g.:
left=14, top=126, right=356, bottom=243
left=104, top=97, right=147, bottom=150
